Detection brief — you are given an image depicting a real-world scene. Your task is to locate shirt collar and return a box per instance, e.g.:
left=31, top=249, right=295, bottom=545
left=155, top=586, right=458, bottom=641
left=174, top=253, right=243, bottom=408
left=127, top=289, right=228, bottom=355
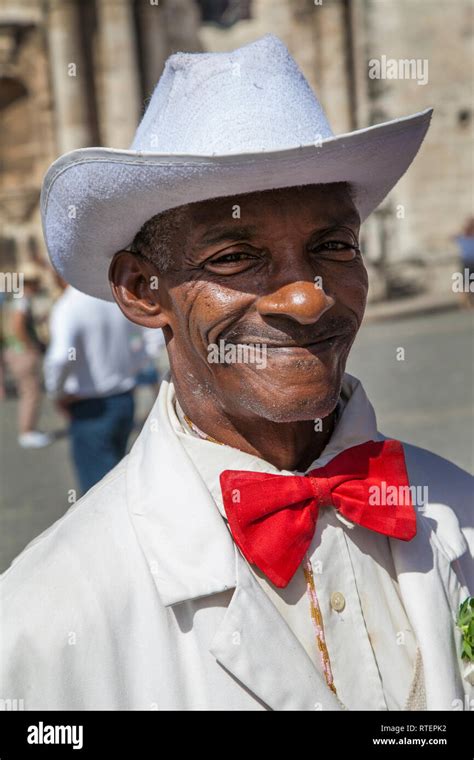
left=172, top=373, right=379, bottom=521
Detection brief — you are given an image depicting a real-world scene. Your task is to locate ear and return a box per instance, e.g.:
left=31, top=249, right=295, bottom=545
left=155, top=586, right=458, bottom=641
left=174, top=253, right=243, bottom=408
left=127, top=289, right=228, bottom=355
left=108, top=251, right=169, bottom=329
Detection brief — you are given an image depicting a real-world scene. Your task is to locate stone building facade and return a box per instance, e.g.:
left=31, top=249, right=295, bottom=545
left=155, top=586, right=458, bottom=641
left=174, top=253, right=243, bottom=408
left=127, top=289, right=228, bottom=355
left=1, top=0, right=472, bottom=301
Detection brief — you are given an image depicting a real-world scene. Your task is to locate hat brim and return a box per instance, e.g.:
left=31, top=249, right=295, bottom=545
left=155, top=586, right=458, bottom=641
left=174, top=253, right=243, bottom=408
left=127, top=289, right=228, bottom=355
left=41, top=108, right=432, bottom=301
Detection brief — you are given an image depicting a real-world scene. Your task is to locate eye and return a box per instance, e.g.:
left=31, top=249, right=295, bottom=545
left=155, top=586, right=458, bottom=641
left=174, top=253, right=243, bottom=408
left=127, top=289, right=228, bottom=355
left=211, top=252, right=255, bottom=263
left=203, top=250, right=261, bottom=273
left=310, top=240, right=360, bottom=261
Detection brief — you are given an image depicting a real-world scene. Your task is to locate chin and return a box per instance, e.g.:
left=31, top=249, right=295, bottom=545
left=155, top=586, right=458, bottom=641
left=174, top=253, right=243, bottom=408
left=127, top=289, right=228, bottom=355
left=245, top=386, right=341, bottom=423
left=216, top=359, right=345, bottom=423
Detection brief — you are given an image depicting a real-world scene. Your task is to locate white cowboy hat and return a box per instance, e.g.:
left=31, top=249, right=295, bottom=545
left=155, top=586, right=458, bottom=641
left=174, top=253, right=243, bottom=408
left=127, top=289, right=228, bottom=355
left=40, top=33, right=432, bottom=302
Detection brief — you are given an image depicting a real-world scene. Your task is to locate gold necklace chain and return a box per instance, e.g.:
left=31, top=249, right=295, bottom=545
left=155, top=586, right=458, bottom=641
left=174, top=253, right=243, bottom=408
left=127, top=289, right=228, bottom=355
left=182, top=412, right=224, bottom=446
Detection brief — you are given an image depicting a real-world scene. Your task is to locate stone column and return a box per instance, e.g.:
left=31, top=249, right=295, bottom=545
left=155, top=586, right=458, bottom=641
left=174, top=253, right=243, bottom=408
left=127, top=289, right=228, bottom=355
left=313, top=0, right=352, bottom=134
left=348, top=0, right=371, bottom=130
left=46, top=0, right=92, bottom=152
left=135, top=0, right=169, bottom=98
left=164, top=0, right=203, bottom=54
left=96, top=0, right=141, bottom=148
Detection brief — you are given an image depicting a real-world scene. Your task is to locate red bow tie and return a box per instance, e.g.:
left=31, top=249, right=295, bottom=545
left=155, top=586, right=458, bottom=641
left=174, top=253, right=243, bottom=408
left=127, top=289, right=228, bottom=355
left=220, top=439, right=417, bottom=588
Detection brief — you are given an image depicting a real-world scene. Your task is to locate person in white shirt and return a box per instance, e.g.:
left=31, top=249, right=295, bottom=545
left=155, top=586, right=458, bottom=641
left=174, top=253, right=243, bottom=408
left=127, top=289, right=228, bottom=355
left=44, top=282, right=146, bottom=494
left=1, top=36, right=472, bottom=712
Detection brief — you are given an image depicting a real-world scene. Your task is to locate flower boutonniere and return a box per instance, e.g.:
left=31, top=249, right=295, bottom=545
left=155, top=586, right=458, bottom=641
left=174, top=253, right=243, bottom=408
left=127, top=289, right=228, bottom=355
left=457, top=597, right=474, bottom=661
left=456, top=597, right=474, bottom=684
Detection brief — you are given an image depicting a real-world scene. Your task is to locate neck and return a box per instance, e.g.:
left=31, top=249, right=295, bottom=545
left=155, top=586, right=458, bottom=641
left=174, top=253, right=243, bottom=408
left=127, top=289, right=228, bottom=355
left=175, top=392, right=337, bottom=472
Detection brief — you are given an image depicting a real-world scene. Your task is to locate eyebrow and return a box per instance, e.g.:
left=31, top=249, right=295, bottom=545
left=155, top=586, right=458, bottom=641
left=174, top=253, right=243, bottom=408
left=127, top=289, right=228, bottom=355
left=194, top=213, right=360, bottom=249
left=194, top=225, right=260, bottom=249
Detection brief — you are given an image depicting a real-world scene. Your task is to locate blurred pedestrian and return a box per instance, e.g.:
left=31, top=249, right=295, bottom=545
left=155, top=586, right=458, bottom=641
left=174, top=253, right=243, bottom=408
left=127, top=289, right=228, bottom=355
left=44, top=280, right=147, bottom=495
left=3, top=263, right=52, bottom=448
left=134, top=326, right=167, bottom=408
left=456, top=217, right=474, bottom=308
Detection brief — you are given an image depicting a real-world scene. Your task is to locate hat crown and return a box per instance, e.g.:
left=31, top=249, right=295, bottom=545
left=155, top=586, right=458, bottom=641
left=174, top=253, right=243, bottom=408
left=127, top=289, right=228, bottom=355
left=131, top=34, right=333, bottom=155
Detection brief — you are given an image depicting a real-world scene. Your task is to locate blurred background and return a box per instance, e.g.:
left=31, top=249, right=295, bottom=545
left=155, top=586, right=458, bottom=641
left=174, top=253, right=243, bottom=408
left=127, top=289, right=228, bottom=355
left=0, top=0, right=473, bottom=571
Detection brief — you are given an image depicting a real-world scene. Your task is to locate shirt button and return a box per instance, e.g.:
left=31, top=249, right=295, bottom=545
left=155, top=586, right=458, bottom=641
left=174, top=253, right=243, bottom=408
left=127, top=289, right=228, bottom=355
left=330, top=591, right=346, bottom=612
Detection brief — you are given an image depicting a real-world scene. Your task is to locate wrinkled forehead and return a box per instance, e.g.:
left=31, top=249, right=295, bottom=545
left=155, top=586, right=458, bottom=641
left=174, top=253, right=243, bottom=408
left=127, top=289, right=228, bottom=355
left=186, top=183, right=360, bottom=231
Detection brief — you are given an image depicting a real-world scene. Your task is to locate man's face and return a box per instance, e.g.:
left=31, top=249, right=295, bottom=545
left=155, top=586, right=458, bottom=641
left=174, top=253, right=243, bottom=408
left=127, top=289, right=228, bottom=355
left=145, top=184, right=367, bottom=423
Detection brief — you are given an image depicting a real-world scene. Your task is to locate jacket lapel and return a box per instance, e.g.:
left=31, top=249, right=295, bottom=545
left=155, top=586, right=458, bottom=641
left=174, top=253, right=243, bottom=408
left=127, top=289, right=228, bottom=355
left=126, top=380, right=237, bottom=606
left=209, top=549, right=342, bottom=711
left=390, top=508, right=469, bottom=709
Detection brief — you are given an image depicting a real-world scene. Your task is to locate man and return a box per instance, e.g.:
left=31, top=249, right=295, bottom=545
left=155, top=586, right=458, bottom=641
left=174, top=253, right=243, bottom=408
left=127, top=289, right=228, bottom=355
left=44, top=279, right=147, bottom=494
left=1, top=35, right=472, bottom=711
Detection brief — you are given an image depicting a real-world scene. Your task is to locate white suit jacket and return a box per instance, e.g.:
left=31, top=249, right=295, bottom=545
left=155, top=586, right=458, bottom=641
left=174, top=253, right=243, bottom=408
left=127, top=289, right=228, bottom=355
left=1, top=375, right=472, bottom=711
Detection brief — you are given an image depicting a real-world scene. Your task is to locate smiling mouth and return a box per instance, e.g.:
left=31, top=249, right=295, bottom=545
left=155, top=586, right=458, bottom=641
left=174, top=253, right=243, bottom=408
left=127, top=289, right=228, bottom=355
left=232, top=334, right=345, bottom=350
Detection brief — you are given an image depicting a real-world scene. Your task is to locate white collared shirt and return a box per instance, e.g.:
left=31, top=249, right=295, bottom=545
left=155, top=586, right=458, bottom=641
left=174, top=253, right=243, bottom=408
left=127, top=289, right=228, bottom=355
left=171, top=375, right=418, bottom=710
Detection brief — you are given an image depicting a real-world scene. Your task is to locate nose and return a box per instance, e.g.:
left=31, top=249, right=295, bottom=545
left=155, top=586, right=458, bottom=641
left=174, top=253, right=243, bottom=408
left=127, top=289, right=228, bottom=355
left=256, top=280, right=335, bottom=325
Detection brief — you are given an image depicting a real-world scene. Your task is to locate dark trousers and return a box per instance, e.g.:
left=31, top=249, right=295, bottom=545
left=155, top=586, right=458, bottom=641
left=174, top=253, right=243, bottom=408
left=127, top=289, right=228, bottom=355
left=68, top=390, right=135, bottom=495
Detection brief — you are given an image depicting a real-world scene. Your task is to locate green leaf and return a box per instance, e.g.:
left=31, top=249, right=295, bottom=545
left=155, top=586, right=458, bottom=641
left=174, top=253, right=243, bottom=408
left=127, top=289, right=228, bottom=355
left=456, top=597, right=474, bottom=662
